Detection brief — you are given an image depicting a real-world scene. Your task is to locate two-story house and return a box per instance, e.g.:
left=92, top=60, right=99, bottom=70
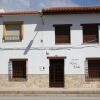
left=0, top=6, right=100, bottom=93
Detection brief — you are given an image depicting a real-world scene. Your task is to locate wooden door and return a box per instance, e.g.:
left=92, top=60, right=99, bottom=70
left=49, top=59, right=64, bottom=87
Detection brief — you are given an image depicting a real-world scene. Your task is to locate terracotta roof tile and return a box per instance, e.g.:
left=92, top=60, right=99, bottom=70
left=1, top=6, right=100, bottom=16
left=0, top=11, right=39, bottom=15
left=42, top=6, right=100, bottom=15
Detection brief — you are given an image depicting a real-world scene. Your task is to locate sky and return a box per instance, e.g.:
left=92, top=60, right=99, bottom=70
left=0, top=0, right=100, bottom=12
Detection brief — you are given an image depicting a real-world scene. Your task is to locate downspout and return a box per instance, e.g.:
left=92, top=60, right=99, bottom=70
left=40, top=11, right=45, bottom=25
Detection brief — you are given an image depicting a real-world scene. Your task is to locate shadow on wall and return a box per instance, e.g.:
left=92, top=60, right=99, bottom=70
left=23, top=16, right=55, bottom=55
left=24, top=32, right=38, bottom=55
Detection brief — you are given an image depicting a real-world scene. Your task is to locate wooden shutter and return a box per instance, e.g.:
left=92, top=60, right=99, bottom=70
left=54, top=25, right=71, bottom=43
left=12, top=60, right=26, bottom=78
left=82, top=24, right=99, bottom=43
left=88, top=59, right=100, bottom=78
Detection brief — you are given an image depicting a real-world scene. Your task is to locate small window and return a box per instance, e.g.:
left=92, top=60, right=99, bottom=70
left=9, top=59, right=27, bottom=81
left=3, top=22, right=23, bottom=41
left=86, top=58, right=100, bottom=80
left=82, top=24, right=99, bottom=43
left=54, top=24, right=71, bottom=44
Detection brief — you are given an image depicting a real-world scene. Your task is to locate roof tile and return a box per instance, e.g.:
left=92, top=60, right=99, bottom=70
left=0, top=11, right=39, bottom=15
left=42, top=6, right=100, bottom=15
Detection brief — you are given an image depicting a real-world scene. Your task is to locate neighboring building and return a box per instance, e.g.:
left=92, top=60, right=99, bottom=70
left=0, top=6, right=100, bottom=92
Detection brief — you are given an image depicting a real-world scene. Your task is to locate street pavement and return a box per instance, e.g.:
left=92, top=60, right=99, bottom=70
left=0, top=96, right=100, bottom=100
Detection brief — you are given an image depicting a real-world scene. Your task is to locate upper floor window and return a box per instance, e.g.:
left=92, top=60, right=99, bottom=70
left=53, top=24, right=71, bottom=44
left=81, top=24, right=99, bottom=43
left=3, top=21, right=23, bottom=42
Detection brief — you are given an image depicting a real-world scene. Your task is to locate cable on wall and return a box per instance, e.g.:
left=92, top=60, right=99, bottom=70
left=0, top=45, right=98, bottom=51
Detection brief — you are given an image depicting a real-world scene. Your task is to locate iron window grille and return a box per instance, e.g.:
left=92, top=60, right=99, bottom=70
left=8, top=59, right=27, bottom=81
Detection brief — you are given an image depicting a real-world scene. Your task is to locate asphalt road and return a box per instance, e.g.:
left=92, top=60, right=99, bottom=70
left=0, top=96, right=100, bottom=100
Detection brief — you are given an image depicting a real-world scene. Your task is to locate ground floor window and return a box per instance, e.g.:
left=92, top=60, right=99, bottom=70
left=86, top=58, right=100, bottom=80
left=9, top=59, right=27, bottom=81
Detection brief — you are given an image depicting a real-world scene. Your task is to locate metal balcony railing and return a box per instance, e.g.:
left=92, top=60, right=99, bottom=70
left=4, top=35, right=21, bottom=41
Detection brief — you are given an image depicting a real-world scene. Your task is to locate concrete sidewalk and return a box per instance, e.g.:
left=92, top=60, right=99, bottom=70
left=0, top=89, right=100, bottom=96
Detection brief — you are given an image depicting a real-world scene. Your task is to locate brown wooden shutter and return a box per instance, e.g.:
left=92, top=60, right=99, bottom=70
left=54, top=25, right=71, bottom=43
left=88, top=59, right=100, bottom=78
left=82, top=24, right=99, bottom=43
left=12, top=60, right=26, bottom=79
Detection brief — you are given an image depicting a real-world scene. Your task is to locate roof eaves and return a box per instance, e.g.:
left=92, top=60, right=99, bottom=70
left=42, top=6, right=100, bottom=15
left=0, top=11, right=40, bottom=15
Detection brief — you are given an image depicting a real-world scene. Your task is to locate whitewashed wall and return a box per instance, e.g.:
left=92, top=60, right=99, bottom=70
left=0, top=14, right=100, bottom=74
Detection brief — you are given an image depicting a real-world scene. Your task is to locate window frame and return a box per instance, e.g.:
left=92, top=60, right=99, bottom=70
left=8, top=59, right=28, bottom=81
left=3, top=21, right=23, bottom=42
left=81, top=23, right=99, bottom=44
left=53, top=24, right=72, bottom=44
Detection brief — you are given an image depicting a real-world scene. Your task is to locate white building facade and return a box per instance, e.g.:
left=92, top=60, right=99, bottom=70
left=0, top=6, right=100, bottom=92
